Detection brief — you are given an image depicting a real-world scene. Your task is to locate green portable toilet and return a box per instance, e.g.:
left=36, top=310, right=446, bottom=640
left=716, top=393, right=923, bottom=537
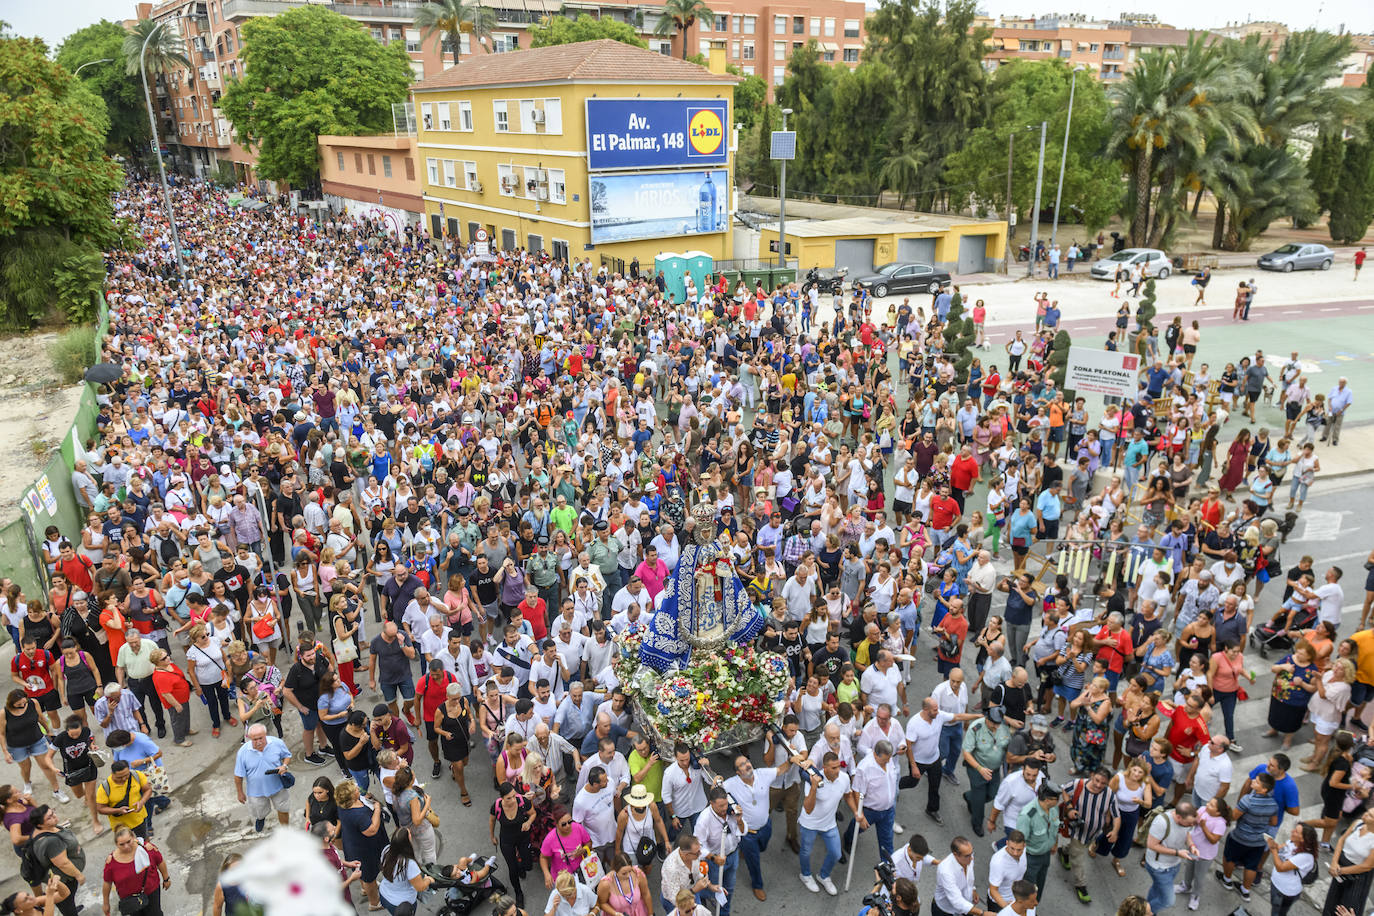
left=681, top=250, right=715, bottom=301
left=654, top=252, right=687, bottom=304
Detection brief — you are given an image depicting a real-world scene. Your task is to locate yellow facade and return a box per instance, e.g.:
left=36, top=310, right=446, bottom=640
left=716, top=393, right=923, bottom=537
left=413, top=79, right=736, bottom=266
left=758, top=220, right=1009, bottom=274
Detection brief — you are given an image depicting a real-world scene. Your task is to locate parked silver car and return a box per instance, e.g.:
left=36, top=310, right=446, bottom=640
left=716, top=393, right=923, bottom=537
left=1089, top=247, right=1172, bottom=280
left=1257, top=243, right=1334, bottom=272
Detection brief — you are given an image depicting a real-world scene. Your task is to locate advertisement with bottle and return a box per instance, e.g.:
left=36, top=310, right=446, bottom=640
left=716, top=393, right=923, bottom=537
left=588, top=169, right=729, bottom=244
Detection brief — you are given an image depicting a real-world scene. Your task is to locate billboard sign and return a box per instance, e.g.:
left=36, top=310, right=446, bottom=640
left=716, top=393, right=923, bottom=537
left=586, top=99, right=728, bottom=170
left=1064, top=347, right=1141, bottom=399
left=589, top=169, right=729, bottom=244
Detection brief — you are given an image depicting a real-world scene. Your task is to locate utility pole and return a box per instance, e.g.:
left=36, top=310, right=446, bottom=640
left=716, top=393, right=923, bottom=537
left=1050, top=66, right=1083, bottom=250
left=1003, top=131, right=1014, bottom=274
left=1027, top=120, right=1047, bottom=278
left=139, top=24, right=185, bottom=281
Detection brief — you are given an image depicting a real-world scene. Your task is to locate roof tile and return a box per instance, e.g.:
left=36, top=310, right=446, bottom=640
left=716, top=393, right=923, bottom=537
left=412, top=39, right=738, bottom=91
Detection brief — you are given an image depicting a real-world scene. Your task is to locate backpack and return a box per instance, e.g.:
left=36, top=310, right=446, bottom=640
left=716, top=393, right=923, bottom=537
left=18, top=837, right=47, bottom=885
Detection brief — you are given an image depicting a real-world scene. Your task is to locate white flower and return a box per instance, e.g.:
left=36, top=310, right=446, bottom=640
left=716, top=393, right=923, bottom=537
left=219, top=827, right=354, bottom=916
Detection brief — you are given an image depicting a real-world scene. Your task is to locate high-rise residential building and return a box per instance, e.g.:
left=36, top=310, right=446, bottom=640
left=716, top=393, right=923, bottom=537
left=978, top=13, right=1212, bottom=79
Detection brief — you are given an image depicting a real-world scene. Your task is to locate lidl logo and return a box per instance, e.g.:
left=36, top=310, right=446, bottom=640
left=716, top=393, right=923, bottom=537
left=688, top=107, right=725, bottom=156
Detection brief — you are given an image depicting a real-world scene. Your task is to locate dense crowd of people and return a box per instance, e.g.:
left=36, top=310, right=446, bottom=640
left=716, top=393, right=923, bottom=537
left=1, top=177, right=1369, bottom=916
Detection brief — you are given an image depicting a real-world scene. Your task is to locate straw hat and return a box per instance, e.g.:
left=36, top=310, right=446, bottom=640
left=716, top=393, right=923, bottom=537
left=626, top=784, right=655, bottom=808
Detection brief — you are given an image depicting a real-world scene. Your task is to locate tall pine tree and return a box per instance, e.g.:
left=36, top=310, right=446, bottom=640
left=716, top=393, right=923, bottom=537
left=1329, top=138, right=1374, bottom=245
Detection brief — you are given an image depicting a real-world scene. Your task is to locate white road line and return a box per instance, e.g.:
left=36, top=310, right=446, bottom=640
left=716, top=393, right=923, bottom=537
left=1320, top=307, right=1341, bottom=312
left=1282, top=310, right=1302, bottom=314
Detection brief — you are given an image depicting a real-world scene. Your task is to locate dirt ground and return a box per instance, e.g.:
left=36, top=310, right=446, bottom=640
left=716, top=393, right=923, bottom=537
left=0, top=332, right=84, bottom=523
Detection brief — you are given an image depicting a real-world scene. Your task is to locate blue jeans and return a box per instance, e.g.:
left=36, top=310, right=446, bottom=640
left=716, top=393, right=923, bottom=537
left=707, top=851, right=739, bottom=916
left=799, top=825, right=841, bottom=879
left=1269, top=881, right=1299, bottom=916
left=842, top=805, right=896, bottom=862
left=1146, top=861, right=1180, bottom=912
left=739, top=820, right=772, bottom=890
left=939, top=722, right=965, bottom=777
left=1214, top=689, right=1237, bottom=740
left=1048, top=262, right=1059, bottom=278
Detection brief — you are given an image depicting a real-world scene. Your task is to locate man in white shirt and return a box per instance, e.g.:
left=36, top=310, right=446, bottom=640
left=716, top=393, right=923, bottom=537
left=781, top=567, right=817, bottom=623
left=765, top=716, right=809, bottom=853
left=662, top=742, right=709, bottom=838
left=576, top=737, right=629, bottom=794
left=966, top=551, right=998, bottom=634
left=995, top=879, right=1038, bottom=916
left=693, top=787, right=746, bottom=916
left=809, top=723, right=856, bottom=773
left=1304, top=566, right=1346, bottom=630
left=531, top=721, right=579, bottom=789
left=1186, top=734, right=1233, bottom=808
left=649, top=524, right=681, bottom=572
left=933, top=837, right=988, bottom=916
left=434, top=631, right=478, bottom=696
left=609, top=577, right=651, bottom=625
left=529, top=641, right=571, bottom=700
left=906, top=697, right=978, bottom=825
left=987, top=762, right=1044, bottom=846
left=987, top=832, right=1028, bottom=911
left=726, top=750, right=803, bottom=902
left=841, top=739, right=900, bottom=861
left=860, top=649, right=907, bottom=714
left=857, top=704, right=908, bottom=762
left=572, top=766, right=618, bottom=862
left=932, top=669, right=972, bottom=782
left=797, top=752, right=857, bottom=896
left=893, top=833, right=939, bottom=884
left=502, top=698, right=538, bottom=744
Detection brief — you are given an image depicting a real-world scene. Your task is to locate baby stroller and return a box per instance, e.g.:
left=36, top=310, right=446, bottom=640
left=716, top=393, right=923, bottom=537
left=1249, top=603, right=1318, bottom=659
left=425, top=855, right=508, bottom=916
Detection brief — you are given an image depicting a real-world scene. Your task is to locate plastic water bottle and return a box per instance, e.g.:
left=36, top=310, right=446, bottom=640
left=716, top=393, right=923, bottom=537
left=697, top=173, right=717, bottom=234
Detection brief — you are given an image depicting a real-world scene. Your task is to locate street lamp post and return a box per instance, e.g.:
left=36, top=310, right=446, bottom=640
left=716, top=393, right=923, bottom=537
left=777, top=107, right=792, bottom=270
left=1050, top=65, right=1085, bottom=251
left=1026, top=121, right=1047, bottom=278
left=73, top=58, right=114, bottom=76
left=138, top=25, right=185, bottom=281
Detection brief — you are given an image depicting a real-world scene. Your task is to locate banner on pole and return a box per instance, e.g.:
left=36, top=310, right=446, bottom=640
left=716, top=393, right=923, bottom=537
left=1064, top=347, right=1140, bottom=399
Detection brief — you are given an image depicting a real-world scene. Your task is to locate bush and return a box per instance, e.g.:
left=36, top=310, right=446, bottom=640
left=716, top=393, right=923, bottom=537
left=52, top=325, right=98, bottom=384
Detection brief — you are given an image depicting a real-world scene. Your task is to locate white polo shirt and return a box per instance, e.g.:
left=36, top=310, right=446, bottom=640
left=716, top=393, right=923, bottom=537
left=797, top=770, right=851, bottom=831
left=988, top=847, right=1027, bottom=906
left=724, top=766, right=780, bottom=831
left=1191, top=744, right=1234, bottom=801
left=906, top=711, right=955, bottom=765
left=861, top=663, right=903, bottom=709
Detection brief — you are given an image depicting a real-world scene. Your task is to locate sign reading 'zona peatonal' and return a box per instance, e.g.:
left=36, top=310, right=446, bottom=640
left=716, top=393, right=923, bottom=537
left=1064, top=346, right=1141, bottom=399
left=586, top=99, right=728, bottom=171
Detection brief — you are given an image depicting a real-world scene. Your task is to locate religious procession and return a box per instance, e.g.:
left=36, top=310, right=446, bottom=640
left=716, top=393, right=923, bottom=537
left=3, top=178, right=1370, bottom=916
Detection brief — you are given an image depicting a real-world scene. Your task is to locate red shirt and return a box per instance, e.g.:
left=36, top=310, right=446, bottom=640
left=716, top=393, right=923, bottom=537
left=102, top=844, right=164, bottom=899
left=1357, top=250, right=1367, bottom=267
left=936, top=613, right=968, bottom=662
left=520, top=598, right=548, bottom=640
left=1093, top=625, right=1134, bottom=674
left=11, top=649, right=56, bottom=697
left=949, top=455, right=979, bottom=492
left=416, top=671, right=456, bottom=723
left=1159, top=701, right=1209, bottom=762
left=150, top=664, right=191, bottom=708
left=55, top=555, right=95, bottom=594
left=929, top=495, right=961, bottom=531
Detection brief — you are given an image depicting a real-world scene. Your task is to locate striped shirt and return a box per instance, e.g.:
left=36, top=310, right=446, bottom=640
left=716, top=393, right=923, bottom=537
left=1062, top=778, right=1119, bottom=843
left=93, top=692, right=143, bottom=739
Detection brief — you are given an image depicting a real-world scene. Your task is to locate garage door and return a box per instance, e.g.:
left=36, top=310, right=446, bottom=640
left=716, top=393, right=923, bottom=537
left=834, top=238, right=876, bottom=276
left=957, top=235, right=991, bottom=274
left=897, top=237, right=937, bottom=265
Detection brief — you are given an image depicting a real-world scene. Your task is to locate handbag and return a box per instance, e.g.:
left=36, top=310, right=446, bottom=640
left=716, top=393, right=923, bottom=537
left=252, top=614, right=276, bottom=641
left=333, top=638, right=359, bottom=664
left=145, top=764, right=171, bottom=796
left=279, top=769, right=296, bottom=790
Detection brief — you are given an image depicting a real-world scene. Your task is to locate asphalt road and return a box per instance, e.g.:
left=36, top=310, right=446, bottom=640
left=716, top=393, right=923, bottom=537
left=10, top=470, right=1365, bottom=916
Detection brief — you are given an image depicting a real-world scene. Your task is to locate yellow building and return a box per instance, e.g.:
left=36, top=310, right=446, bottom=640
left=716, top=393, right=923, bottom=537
left=411, top=39, right=739, bottom=268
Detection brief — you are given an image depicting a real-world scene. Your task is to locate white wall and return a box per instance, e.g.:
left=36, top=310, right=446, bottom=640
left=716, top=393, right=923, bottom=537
left=326, top=196, right=422, bottom=235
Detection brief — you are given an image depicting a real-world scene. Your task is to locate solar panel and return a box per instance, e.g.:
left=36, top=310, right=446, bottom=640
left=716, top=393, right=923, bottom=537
left=770, top=130, right=796, bottom=160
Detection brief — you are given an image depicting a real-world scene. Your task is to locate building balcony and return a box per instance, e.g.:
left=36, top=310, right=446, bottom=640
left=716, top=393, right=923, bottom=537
left=1103, top=48, right=1124, bottom=59
left=222, top=0, right=425, bottom=23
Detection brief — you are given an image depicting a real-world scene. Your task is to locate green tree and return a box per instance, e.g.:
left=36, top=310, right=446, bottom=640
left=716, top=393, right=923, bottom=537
left=653, top=0, right=713, bottom=60
left=1132, top=279, right=1158, bottom=355
left=55, top=20, right=147, bottom=161
left=1047, top=330, right=1072, bottom=390
left=1105, top=35, right=1257, bottom=249
left=944, top=59, right=1121, bottom=233
left=122, top=18, right=190, bottom=83
left=1205, top=31, right=1356, bottom=250
left=0, top=35, right=124, bottom=327
left=864, top=0, right=990, bottom=210
left=414, top=0, right=496, bottom=66
left=1306, top=129, right=1345, bottom=220
left=729, top=64, right=767, bottom=132
left=219, top=6, right=413, bottom=189
left=530, top=13, right=645, bottom=49
left=1329, top=138, right=1374, bottom=244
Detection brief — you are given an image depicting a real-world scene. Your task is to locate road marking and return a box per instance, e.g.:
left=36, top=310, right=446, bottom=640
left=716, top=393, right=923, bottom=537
left=1299, top=510, right=1344, bottom=541
left=1282, top=309, right=1302, bottom=314
left=1315, top=551, right=1372, bottom=565
left=1320, top=307, right=1341, bottom=312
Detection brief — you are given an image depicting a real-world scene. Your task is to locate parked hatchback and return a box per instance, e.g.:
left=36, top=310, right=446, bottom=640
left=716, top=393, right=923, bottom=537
left=1257, top=243, right=1334, bottom=272
left=1089, top=248, right=1172, bottom=280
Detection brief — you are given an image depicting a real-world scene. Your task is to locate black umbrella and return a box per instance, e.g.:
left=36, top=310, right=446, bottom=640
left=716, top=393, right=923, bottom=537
left=83, top=363, right=122, bottom=385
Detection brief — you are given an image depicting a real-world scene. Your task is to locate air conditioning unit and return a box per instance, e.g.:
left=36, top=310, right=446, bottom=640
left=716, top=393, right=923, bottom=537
left=471, top=180, right=483, bottom=193
left=531, top=110, right=546, bottom=124
left=537, top=186, right=549, bottom=201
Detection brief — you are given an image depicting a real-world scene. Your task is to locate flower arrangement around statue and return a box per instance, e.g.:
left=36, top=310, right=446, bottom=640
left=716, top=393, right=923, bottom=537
left=614, top=626, right=790, bottom=748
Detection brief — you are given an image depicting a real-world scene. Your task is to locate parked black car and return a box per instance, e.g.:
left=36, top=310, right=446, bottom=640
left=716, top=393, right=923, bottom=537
left=851, top=262, right=952, bottom=298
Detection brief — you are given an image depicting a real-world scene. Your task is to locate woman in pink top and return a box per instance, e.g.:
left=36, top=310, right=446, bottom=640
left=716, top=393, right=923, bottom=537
left=1206, top=643, right=1249, bottom=748
left=1177, top=796, right=1231, bottom=910
left=541, top=811, right=593, bottom=887
left=597, top=854, right=651, bottom=916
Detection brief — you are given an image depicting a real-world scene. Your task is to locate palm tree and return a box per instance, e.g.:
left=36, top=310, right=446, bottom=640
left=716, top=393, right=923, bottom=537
left=1105, top=34, right=1255, bottom=248
left=414, top=0, right=497, bottom=68
left=653, top=0, right=714, bottom=60
left=122, top=19, right=190, bottom=79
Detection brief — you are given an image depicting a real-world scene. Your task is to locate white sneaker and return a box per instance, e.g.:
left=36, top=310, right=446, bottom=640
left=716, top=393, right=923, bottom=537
left=1188, top=896, right=1200, bottom=911
left=1174, top=883, right=1189, bottom=894
left=894, top=822, right=905, bottom=834
left=53, top=789, right=71, bottom=804
left=22, top=783, right=33, bottom=796
left=800, top=874, right=819, bottom=893
left=820, top=877, right=838, bottom=896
